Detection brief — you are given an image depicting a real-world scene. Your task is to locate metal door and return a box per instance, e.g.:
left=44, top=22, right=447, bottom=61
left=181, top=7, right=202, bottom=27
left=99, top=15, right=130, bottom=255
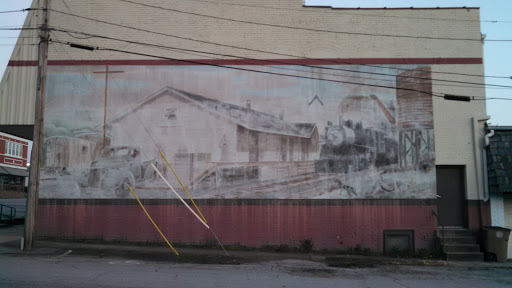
left=436, top=165, right=466, bottom=227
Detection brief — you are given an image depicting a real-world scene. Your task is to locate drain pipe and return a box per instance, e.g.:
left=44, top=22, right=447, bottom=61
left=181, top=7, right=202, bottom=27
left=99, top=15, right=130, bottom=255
left=483, top=129, right=495, bottom=202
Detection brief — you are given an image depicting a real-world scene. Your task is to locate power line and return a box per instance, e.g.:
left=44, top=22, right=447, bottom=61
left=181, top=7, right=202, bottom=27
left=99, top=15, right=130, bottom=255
left=49, top=27, right=512, bottom=89
left=46, top=11, right=511, bottom=80
left=55, top=39, right=512, bottom=102
left=0, top=44, right=37, bottom=46
left=50, top=40, right=512, bottom=101
left=0, top=9, right=31, bottom=14
left=114, top=0, right=502, bottom=42
left=473, top=97, right=512, bottom=101
left=0, top=27, right=40, bottom=31
left=51, top=38, right=448, bottom=97
left=0, top=36, right=39, bottom=39
left=175, top=0, right=512, bottom=24
left=54, top=30, right=439, bottom=88
left=0, top=25, right=39, bottom=28
left=49, top=34, right=154, bottom=162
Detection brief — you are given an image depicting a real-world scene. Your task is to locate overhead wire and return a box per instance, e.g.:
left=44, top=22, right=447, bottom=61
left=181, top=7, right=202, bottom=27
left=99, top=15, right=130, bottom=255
left=53, top=38, right=511, bottom=102
left=0, top=36, right=39, bottom=39
left=0, top=44, right=38, bottom=46
left=45, top=41, right=100, bottom=131
left=50, top=39, right=448, bottom=98
left=51, top=5, right=224, bottom=247
left=51, top=3, right=164, bottom=160
left=53, top=39, right=512, bottom=101
left=49, top=33, right=154, bottom=162
left=0, top=9, right=32, bottom=14
left=49, top=27, right=511, bottom=90
left=9, top=4, right=511, bottom=101
left=115, top=0, right=511, bottom=42
left=172, top=0, right=512, bottom=24
left=0, top=27, right=40, bottom=31
left=45, top=9, right=511, bottom=80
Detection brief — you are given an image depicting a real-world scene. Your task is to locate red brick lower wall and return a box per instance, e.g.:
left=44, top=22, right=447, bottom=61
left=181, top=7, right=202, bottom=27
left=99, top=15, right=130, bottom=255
left=36, top=199, right=438, bottom=251
left=467, top=200, right=491, bottom=233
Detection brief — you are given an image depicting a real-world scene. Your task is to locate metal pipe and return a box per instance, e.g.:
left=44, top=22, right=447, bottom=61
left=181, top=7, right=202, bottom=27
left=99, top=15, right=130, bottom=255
left=483, top=129, right=495, bottom=202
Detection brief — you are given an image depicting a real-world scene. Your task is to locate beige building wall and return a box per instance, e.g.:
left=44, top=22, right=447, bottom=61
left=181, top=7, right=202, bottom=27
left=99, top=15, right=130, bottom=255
left=1, top=0, right=487, bottom=199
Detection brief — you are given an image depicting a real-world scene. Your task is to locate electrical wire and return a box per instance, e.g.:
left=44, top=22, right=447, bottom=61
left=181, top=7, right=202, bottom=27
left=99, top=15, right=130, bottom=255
left=0, top=27, right=40, bottom=31
left=0, top=36, right=39, bottom=39
left=172, top=0, right=512, bottom=24
left=54, top=38, right=510, bottom=102
left=52, top=34, right=229, bottom=254
left=115, top=0, right=511, bottom=42
left=0, top=44, right=38, bottom=46
left=0, top=9, right=31, bottom=14
left=44, top=10, right=511, bottom=80
left=49, top=27, right=512, bottom=89
left=49, top=34, right=154, bottom=162
left=51, top=39, right=512, bottom=101
left=50, top=39, right=449, bottom=98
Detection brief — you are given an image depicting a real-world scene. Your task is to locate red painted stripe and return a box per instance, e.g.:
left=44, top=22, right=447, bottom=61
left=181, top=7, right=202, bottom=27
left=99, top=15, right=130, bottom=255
left=7, top=60, right=37, bottom=67
left=8, top=57, right=483, bottom=67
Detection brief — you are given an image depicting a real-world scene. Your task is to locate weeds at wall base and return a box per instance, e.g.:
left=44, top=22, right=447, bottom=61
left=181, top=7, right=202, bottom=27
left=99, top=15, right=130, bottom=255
left=34, top=237, right=444, bottom=259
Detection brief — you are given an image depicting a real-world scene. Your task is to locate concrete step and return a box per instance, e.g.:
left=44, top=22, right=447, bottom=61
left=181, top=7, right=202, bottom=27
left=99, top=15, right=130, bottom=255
left=441, top=237, right=477, bottom=245
left=438, top=229, right=474, bottom=238
left=446, top=252, right=484, bottom=262
left=442, top=244, right=481, bottom=253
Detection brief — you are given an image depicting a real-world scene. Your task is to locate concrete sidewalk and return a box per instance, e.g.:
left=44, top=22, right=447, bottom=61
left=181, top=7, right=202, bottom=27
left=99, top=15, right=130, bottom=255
left=1, top=224, right=511, bottom=269
left=0, top=224, right=23, bottom=247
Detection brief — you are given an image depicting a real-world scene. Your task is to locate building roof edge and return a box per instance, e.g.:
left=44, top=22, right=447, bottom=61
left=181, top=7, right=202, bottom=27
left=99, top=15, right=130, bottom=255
left=303, top=6, right=480, bottom=10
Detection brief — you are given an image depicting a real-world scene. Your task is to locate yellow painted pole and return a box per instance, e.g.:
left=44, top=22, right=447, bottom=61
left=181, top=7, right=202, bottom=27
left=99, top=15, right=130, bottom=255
left=151, top=164, right=209, bottom=229
left=126, top=184, right=179, bottom=256
left=159, top=150, right=208, bottom=224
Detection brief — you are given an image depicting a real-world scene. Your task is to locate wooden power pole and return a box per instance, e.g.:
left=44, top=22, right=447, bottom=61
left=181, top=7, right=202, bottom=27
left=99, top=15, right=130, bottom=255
left=93, top=65, right=124, bottom=149
left=24, top=0, right=50, bottom=251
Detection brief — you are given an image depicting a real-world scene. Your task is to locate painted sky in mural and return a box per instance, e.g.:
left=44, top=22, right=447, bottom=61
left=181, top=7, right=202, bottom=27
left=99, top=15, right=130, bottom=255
left=40, top=64, right=436, bottom=199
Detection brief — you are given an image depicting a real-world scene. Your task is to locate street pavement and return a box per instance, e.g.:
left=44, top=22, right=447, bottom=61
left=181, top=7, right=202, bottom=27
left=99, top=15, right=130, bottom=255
left=1, top=224, right=512, bottom=288
left=1, top=252, right=512, bottom=288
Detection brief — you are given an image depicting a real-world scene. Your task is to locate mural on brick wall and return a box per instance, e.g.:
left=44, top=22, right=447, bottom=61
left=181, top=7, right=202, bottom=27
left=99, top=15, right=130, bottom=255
left=39, top=64, right=436, bottom=199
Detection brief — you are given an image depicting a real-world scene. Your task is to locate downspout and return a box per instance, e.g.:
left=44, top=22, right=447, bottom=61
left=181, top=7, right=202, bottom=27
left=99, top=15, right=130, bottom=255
left=472, top=117, right=489, bottom=231
left=483, top=129, right=495, bottom=202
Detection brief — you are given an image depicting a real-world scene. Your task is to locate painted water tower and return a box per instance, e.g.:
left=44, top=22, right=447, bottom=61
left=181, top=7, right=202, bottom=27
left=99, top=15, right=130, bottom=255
left=396, top=67, right=435, bottom=169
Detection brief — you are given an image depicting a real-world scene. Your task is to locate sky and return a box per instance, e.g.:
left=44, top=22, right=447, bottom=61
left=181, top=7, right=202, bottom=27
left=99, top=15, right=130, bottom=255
left=1, top=0, right=511, bottom=125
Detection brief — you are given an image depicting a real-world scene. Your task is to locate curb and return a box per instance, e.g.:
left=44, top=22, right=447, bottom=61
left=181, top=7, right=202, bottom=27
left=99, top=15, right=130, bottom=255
left=1, top=239, right=511, bottom=269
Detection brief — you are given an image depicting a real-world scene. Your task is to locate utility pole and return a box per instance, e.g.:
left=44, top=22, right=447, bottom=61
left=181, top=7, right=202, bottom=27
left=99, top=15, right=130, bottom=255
left=93, top=65, right=124, bottom=148
left=24, top=0, right=50, bottom=251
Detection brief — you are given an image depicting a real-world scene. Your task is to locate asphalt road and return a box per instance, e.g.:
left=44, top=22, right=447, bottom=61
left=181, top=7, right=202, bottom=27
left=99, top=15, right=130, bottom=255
left=1, top=253, right=511, bottom=288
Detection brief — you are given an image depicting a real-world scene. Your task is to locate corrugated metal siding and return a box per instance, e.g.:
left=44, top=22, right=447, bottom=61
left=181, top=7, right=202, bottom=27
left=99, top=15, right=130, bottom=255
left=0, top=0, right=39, bottom=125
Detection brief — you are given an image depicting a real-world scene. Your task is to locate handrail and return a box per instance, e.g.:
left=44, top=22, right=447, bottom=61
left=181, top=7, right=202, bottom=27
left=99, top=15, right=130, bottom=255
left=431, top=209, right=444, bottom=246
left=0, top=204, right=17, bottom=223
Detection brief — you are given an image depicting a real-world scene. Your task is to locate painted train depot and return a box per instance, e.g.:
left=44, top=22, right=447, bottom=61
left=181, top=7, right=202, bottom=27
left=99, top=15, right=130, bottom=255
left=1, top=1, right=493, bottom=253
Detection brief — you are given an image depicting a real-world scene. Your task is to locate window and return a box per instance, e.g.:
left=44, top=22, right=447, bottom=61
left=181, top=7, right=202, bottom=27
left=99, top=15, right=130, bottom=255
left=161, top=107, right=180, bottom=126
left=164, top=108, right=177, bottom=121
left=5, top=141, right=22, bottom=158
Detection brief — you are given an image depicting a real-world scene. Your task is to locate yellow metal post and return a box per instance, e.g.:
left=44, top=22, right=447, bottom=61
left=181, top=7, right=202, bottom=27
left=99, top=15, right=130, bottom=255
left=159, top=150, right=208, bottom=223
left=127, top=184, right=179, bottom=256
